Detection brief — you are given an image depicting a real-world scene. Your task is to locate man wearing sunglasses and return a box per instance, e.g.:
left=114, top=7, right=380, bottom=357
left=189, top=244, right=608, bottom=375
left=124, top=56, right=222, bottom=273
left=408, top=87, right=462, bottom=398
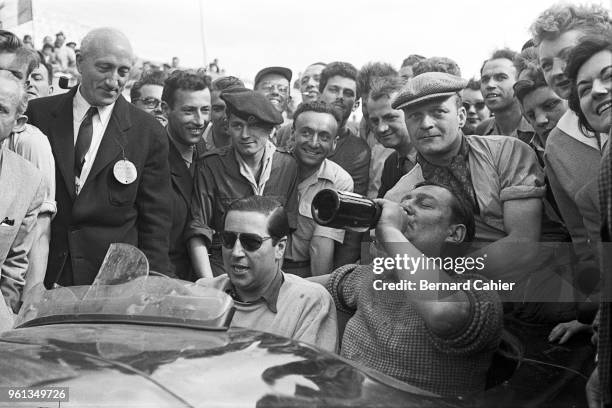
left=187, top=88, right=299, bottom=279
left=197, top=196, right=337, bottom=352
left=461, top=78, right=490, bottom=135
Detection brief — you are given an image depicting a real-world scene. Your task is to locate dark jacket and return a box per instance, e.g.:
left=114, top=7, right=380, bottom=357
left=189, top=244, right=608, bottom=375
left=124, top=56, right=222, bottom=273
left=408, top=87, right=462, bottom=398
left=26, top=87, right=172, bottom=286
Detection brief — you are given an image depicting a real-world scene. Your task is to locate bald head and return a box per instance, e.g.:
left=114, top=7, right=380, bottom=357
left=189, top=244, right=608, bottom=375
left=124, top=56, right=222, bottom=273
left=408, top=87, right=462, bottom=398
left=80, top=28, right=134, bottom=61
left=0, top=70, right=28, bottom=141
left=77, top=28, right=134, bottom=106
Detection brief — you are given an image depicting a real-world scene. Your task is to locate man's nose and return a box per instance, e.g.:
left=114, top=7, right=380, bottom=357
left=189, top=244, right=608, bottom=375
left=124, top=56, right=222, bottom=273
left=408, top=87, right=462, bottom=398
left=376, top=121, right=389, bottom=134
left=421, top=114, right=435, bottom=129
left=194, top=110, right=206, bottom=125
left=230, top=237, right=245, bottom=257
left=535, top=110, right=549, bottom=127
left=550, top=58, right=566, bottom=80
left=308, top=133, right=321, bottom=147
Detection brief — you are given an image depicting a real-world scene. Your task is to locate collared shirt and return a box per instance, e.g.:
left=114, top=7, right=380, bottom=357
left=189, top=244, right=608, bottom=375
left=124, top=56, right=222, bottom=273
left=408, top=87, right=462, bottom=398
left=377, top=148, right=418, bottom=199
left=198, top=271, right=284, bottom=313
left=234, top=140, right=276, bottom=195
left=385, top=134, right=546, bottom=243
left=202, top=122, right=216, bottom=152
left=187, top=145, right=299, bottom=247
left=73, top=87, right=115, bottom=194
left=217, top=270, right=284, bottom=313
left=168, top=129, right=195, bottom=169
left=288, top=159, right=353, bottom=261
left=480, top=116, right=535, bottom=144
left=556, top=110, right=608, bottom=151
left=418, top=136, right=479, bottom=213
left=2, top=124, right=56, bottom=215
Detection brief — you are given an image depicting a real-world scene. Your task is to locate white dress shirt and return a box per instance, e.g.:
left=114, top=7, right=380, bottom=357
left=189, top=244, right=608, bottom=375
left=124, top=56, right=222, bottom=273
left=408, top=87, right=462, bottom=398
left=73, top=87, right=115, bottom=194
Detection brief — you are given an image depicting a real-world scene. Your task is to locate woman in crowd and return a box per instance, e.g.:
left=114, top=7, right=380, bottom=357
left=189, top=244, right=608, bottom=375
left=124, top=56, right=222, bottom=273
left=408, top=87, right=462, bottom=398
left=565, top=32, right=611, bottom=408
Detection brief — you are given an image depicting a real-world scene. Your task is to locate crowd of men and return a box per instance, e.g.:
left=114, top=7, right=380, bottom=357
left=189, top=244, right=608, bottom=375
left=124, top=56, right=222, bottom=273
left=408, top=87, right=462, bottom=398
left=0, top=2, right=610, bottom=405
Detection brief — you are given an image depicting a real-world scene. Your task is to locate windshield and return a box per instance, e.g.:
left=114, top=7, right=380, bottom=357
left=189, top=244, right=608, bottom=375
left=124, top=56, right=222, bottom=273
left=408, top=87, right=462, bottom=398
left=15, top=244, right=234, bottom=329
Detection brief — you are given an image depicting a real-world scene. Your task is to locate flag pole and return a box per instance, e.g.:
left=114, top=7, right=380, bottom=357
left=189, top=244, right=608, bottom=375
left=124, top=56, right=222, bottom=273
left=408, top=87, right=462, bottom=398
left=198, top=0, right=207, bottom=68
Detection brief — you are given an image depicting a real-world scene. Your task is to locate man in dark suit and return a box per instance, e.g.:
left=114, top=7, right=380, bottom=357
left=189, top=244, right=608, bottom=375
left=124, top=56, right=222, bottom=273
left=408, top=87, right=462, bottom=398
left=26, top=27, right=171, bottom=287
left=160, top=70, right=210, bottom=281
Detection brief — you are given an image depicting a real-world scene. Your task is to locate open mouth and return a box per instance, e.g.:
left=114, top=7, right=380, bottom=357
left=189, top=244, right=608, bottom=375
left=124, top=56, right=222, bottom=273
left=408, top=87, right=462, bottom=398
left=485, top=93, right=500, bottom=99
left=231, top=264, right=250, bottom=274
left=596, top=100, right=612, bottom=115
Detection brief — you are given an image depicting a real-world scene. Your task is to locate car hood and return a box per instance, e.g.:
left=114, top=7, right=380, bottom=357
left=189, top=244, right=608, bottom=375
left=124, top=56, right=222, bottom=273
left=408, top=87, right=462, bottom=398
left=0, top=323, right=461, bottom=408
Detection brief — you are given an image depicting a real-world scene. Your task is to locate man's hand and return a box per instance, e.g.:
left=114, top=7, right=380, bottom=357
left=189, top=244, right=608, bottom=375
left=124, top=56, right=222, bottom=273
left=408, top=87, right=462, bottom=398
left=373, top=198, right=407, bottom=232
left=548, top=320, right=592, bottom=344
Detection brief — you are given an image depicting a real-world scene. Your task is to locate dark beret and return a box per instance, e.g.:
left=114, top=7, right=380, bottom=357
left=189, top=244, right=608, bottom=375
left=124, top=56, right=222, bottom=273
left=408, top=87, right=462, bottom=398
left=220, top=88, right=283, bottom=127
left=254, top=66, right=292, bottom=88
left=392, top=72, right=468, bottom=110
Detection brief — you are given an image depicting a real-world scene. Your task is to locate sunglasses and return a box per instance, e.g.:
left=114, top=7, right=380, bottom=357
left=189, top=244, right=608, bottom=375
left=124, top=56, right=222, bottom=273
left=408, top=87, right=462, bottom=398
left=221, top=231, right=273, bottom=252
left=462, top=101, right=486, bottom=111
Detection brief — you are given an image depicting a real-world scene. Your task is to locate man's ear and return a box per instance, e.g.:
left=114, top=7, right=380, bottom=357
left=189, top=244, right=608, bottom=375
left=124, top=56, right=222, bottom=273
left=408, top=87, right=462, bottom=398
left=48, top=85, right=54, bottom=95
left=275, top=237, right=287, bottom=260
left=12, top=114, right=28, bottom=133
left=76, top=53, right=83, bottom=75
left=457, top=104, right=467, bottom=129
left=445, top=223, right=466, bottom=245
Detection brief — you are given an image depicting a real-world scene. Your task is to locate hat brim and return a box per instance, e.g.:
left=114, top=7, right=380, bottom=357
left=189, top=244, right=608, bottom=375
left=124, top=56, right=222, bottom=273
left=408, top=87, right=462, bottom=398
left=254, top=66, right=292, bottom=87
left=393, top=91, right=457, bottom=110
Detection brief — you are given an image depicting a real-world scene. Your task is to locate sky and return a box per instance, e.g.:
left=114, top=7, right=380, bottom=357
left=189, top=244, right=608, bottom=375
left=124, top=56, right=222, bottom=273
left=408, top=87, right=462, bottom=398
left=10, top=0, right=612, bottom=82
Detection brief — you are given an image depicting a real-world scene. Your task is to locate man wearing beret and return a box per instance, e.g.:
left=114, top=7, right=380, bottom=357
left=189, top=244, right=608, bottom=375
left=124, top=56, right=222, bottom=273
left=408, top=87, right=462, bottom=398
left=187, top=88, right=299, bottom=278
left=385, top=73, right=555, bottom=310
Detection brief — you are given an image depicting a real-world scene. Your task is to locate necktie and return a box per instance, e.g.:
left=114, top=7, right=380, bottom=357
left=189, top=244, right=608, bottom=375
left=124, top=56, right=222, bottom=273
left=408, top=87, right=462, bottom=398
left=75, top=106, right=97, bottom=177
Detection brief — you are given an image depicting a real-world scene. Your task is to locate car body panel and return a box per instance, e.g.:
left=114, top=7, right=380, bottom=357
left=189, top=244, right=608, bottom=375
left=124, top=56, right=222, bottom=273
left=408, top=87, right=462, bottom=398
left=0, top=323, right=462, bottom=408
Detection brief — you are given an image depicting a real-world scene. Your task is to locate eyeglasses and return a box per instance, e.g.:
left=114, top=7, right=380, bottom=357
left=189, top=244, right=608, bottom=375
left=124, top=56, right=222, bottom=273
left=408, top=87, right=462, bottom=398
left=462, top=101, right=486, bottom=111
left=220, top=231, right=273, bottom=252
left=133, top=97, right=161, bottom=109
left=258, top=83, right=289, bottom=94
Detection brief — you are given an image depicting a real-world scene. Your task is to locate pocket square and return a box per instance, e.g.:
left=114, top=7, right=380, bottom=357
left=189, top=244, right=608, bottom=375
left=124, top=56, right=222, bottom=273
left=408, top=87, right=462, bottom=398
left=1, top=217, right=14, bottom=226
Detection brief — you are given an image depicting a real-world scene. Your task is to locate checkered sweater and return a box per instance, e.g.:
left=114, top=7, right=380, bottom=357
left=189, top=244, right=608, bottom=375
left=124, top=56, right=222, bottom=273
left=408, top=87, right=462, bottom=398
left=326, top=264, right=503, bottom=397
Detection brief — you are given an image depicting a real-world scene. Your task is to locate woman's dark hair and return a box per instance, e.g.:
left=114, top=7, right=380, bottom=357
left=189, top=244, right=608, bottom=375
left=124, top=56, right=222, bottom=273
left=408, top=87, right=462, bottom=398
left=565, top=34, right=612, bottom=135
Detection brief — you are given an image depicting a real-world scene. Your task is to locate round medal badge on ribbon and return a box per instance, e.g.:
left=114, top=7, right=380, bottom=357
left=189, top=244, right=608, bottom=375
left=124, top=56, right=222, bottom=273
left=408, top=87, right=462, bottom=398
left=113, top=160, right=137, bottom=184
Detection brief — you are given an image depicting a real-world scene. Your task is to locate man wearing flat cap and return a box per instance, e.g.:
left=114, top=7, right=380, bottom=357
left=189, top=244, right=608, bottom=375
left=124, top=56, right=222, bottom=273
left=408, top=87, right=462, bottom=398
left=254, top=66, right=292, bottom=146
left=385, top=72, right=563, bottom=320
left=187, top=88, right=299, bottom=278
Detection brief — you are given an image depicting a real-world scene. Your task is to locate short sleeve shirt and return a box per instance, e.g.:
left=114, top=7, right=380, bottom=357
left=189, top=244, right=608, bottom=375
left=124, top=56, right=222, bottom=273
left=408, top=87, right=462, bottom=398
left=384, top=135, right=546, bottom=242
left=288, top=159, right=354, bottom=261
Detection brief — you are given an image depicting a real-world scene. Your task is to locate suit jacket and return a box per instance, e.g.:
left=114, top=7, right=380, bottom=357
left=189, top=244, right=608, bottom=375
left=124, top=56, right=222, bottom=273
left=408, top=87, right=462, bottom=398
left=26, top=87, right=172, bottom=287
left=0, top=149, right=44, bottom=311
left=168, top=137, right=195, bottom=281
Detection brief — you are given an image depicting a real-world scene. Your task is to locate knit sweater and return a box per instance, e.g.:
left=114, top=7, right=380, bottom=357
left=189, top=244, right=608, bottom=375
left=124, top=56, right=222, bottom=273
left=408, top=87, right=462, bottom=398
left=326, top=264, right=503, bottom=397
left=199, top=273, right=338, bottom=352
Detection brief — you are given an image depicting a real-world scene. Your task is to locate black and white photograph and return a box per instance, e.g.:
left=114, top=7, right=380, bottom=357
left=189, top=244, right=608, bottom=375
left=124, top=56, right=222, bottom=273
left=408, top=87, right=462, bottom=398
left=0, top=0, right=610, bottom=406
